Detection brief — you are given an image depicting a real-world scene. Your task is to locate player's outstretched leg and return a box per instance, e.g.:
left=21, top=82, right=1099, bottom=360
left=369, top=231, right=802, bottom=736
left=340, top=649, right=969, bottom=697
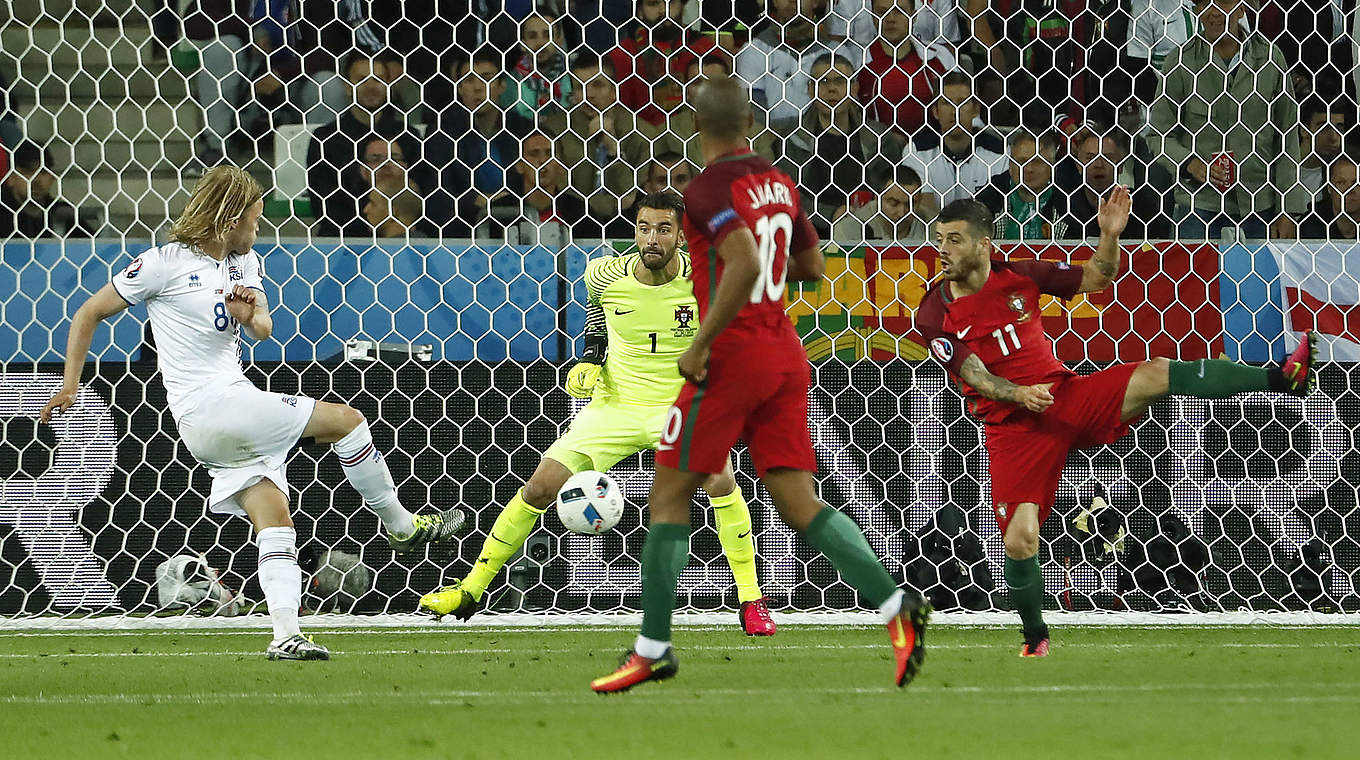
left=303, top=402, right=466, bottom=553
left=1122, top=331, right=1318, bottom=422
left=421, top=458, right=570, bottom=620
left=239, top=480, right=329, bottom=661
left=762, top=468, right=930, bottom=687
left=592, top=465, right=704, bottom=693
left=704, top=461, right=774, bottom=636
left=1002, top=503, right=1049, bottom=658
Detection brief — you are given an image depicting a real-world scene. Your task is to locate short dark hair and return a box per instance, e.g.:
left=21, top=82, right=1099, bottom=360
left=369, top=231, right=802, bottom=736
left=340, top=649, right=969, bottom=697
left=571, top=50, right=616, bottom=77
left=893, top=165, right=922, bottom=189
left=1301, top=95, right=1345, bottom=128
left=693, top=75, right=751, bottom=140
left=654, top=151, right=685, bottom=165
left=636, top=190, right=685, bottom=224
left=11, top=140, right=49, bottom=172
left=937, top=199, right=993, bottom=239
left=809, top=51, right=855, bottom=74
left=938, top=70, right=972, bottom=95
left=454, top=47, right=504, bottom=79
left=687, top=54, right=731, bottom=77
left=1008, top=129, right=1060, bottom=157
left=342, top=49, right=396, bottom=80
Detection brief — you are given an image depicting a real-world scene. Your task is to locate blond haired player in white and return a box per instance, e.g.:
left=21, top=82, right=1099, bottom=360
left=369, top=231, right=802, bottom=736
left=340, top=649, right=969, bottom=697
left=39, top=167, right=465, bottom=660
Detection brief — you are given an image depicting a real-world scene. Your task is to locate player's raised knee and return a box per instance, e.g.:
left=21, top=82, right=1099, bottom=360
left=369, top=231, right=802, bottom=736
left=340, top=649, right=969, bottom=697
left=1004, top=525, right=1039, bottom=559
left=337, top=404, right=366, bottom=434
left=521, top=477, right=558, bottom=509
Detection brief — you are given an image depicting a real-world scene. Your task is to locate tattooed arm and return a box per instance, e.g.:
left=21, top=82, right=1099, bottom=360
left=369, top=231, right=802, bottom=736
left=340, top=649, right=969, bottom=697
left=959, top=354, right=1055, bottom=413
left=1079, top=184, right=1132, bottom=294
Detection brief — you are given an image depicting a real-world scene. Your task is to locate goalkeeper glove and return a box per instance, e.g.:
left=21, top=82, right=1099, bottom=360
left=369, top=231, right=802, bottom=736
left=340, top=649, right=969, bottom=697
left=565, top=362, right=602, bottom=398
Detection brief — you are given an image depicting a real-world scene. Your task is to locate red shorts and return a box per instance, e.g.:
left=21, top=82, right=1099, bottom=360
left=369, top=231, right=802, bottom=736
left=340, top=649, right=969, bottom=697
left=655, top=354, right=816, bottom=477
left=984, top=362, right=1143, bottom=534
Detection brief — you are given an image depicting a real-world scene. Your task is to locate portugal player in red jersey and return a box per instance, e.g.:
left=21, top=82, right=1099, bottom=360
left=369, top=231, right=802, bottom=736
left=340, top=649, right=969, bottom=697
left=916, top=194, right=1316, bottom=658
left=591, top=75, right=930, bottom=693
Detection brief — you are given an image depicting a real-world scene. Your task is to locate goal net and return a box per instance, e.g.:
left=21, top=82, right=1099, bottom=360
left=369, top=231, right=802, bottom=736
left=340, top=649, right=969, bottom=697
left=2, top=0, right=1359, bottom=625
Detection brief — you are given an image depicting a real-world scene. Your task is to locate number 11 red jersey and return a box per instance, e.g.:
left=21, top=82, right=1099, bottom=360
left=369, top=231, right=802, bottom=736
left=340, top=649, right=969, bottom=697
left=682, top=149, right=818, bottom=369
left=915, top=259, right=1085, bottom=423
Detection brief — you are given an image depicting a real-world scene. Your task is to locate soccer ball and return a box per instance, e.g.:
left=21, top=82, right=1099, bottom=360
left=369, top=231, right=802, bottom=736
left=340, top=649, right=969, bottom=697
left=556, top=471, right=624, bottom=534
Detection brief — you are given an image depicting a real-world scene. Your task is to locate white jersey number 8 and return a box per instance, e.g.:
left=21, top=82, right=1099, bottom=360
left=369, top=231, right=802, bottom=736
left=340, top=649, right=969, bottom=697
left=751, top=212, right=792, bottom=304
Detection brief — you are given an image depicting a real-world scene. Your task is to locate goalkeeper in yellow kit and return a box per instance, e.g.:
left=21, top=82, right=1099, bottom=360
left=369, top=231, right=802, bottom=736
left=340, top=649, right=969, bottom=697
left=420, top=191, right=776, bottom=634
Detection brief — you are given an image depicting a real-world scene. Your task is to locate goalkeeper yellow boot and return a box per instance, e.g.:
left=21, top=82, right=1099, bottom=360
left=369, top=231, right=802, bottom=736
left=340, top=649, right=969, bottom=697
left=419, top=579, right=483, bottom=621
left=387, top=507, right=469, bottom=554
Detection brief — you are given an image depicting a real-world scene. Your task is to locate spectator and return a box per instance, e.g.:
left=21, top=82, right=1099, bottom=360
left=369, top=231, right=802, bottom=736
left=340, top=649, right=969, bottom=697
left=1298, top=96, right=1348, bottom=201
left=900, top=71, right=1009, bottom=207
left=998, top=0, right=1087, bottom=128
left=620, top=151, right=698, bottom=221
left=490, top=132, right=595, bottom=242
left=357, top=136, right=425, bottom=214
left=0, top=69, right=20, bottom=148
left=503, top=7, right=576, bottom=126
left=776, top=51, right=907, bottom=235
left=1092, top=0, right=1196, bottom=125
left=424, top=48, right=532, bottom=237
left=977, top=130, right=1068, bottom=240
left=1262, top=0, right=1355, bottom=100
left=831, top=165, right=935, bottom=243
left=858, top=0, right=956, bottom=137
left=559, top=53, right=659, bottom=235
left=609, top=0, right=720, bottom=127
left=0, top=141, right=88, bottom=239
left=650, top=56, right=777, bottom=164
left=363, top=187, right=431, bottom=238
left=642, top=152, right=698, bottom=194
left=182, top=1, right=253, bottom=169
left=306, top=52, right=423, bottom=238
left=734, top=0, right=864, bottom=125
left=1148, top=0, right=1307, bottom=240
left=1061, top=130, right=1169, bottom=240
left=1300, top=154, right=1360, bottom=239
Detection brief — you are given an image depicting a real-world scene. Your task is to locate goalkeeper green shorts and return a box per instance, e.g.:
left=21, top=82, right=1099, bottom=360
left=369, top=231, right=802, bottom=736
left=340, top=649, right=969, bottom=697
left=543, top=400, right=669, bottom=474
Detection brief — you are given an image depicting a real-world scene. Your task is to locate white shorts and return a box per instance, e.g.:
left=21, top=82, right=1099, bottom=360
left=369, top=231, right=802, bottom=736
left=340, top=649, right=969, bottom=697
left=176, top=381, right=316, bottom=516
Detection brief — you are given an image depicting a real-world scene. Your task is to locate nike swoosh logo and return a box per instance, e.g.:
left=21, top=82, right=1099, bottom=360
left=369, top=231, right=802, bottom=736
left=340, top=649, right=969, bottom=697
left=956, top=326, right=971, bottom=339
left=891, top=622, right=909, bottom=648
left=657, top=444, right=674, bottom=451
left=736, top=530, right=751, bottom=539
left=614, top=309, right=635, bottom=315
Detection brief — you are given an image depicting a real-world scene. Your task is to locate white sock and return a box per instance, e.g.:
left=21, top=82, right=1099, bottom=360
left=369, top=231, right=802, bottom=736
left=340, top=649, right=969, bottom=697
left=634, top=635, right=669, bottom=660
left=879, top=589, right=906, bottom=623
left=257, top=526, right=302, bottom=642
left=333, top=421, right=416, bottom=535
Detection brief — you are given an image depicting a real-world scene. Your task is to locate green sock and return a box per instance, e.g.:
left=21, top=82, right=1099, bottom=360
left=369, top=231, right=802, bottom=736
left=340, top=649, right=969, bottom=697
left=639, top=523, right=691, bottom=642
left=803, top=506, right=898, bottom=608
left=462, top=489, right=545, bottom=600
left=1004, top=554, right=1047, bottom=639
left=710, top=487, right=762, bottom=603
left=1168, top=359, right=1272, bottom=399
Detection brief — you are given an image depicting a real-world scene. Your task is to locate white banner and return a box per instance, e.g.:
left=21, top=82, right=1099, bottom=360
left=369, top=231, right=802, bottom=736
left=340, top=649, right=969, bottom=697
left=1272, top=242, right=1360, bottom=361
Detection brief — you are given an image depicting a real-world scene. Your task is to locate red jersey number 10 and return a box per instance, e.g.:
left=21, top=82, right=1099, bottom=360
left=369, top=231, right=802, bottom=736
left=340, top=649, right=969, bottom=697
left=751, top=212, right=792, bottom=304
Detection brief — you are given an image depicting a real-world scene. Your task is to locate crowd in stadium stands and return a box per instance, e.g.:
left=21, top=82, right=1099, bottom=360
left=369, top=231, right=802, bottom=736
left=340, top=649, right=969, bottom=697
left=5, top=0, right=1360, bottom=244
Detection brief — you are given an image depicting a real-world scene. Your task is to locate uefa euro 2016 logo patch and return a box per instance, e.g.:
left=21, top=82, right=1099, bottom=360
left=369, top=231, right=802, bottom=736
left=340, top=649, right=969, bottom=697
left=125, top=258, right=143, bottom=279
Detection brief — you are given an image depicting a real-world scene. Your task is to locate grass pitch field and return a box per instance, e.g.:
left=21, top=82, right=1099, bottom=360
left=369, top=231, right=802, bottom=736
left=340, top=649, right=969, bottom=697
left=3, top=624, right=1358, bottom=759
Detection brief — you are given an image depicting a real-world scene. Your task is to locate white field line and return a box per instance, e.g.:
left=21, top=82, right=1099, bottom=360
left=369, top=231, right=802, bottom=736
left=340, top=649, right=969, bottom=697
left=3, top=682, right=1358, bottom=707
left=5, top=610, right=1360, bottom=632
left=0, top=641, right=1355, bottom=659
